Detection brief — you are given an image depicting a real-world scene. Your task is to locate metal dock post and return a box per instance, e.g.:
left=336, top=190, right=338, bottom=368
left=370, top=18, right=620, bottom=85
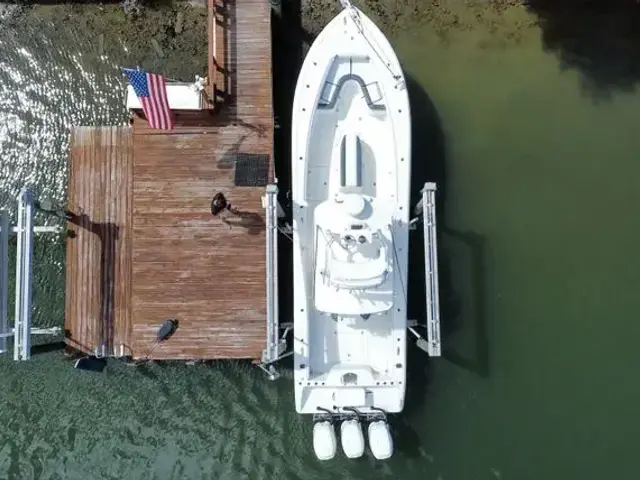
left=422, top=182, right=441, bottom=356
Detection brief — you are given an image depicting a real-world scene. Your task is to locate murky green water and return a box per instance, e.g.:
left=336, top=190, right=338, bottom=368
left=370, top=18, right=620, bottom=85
left=1, top=2, right=639, bottom=479
left=395, top=20, right=640, bottom=478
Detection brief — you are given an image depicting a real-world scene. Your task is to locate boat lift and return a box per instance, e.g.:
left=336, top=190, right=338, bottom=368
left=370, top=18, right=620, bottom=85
left=408, top=182, right=441, bottom=356
left=0, top=188, right=63, bottom=360
left=257, top=181, right=442, bottom=378
left=258, top=184, right=292, bottom=379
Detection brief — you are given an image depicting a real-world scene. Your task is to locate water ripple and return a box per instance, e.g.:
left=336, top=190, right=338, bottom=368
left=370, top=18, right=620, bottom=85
left=0, top=18, right=127, bottom=211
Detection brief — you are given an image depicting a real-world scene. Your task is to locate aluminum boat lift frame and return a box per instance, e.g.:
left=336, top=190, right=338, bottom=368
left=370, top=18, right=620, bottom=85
left=0, top=188, right=63, bottom=360
left=258, top=182, right=442, bottom=380
left=407, top=182, right=441, bottom=356
left=257, top=184, right=292, bottom=379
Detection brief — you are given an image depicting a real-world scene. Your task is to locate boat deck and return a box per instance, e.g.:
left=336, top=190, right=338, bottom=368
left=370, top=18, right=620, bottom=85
left=64, top=0, right=274, bottom=360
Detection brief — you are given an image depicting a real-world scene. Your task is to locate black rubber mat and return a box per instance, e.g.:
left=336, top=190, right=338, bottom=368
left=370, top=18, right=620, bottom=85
left=234, top=153, right=269, bottom=187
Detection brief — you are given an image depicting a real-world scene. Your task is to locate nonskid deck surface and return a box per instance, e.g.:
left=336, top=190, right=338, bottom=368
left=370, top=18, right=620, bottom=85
left=308, top=311, right=399, bottom=376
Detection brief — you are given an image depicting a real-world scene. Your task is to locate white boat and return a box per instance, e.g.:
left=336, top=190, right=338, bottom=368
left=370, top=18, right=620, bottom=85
left=291, top=0, right=442, bottom=461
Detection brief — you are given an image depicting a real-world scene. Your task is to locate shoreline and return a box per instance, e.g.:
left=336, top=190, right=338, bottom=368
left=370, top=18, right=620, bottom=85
left=300, top=0, right=536, bottom=37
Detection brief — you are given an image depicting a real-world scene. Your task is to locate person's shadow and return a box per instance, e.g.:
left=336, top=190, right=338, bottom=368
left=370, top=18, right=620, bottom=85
left=221, top=208, right=265, bottom=235
left=66, top=211, right=119, bottom=355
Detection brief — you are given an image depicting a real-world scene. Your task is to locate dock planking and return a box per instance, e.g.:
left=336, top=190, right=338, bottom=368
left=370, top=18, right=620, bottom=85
left=65, top=126, right=133, bottom=357
left=65, top=0, right=274, bottom=360
left=130, top=127, right=272, bottom=360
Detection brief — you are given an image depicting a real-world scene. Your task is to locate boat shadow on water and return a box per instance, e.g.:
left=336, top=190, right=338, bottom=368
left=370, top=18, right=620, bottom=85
left=389, top=76, right=490, bottom=456
left=404, top=77, right=489, bottom=381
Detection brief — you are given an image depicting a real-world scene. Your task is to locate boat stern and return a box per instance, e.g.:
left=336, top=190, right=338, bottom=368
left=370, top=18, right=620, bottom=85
left=294, top=363, right=406, bottom=414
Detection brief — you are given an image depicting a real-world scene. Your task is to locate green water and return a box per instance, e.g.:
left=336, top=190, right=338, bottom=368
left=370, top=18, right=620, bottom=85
left=395, top=22, right=640, bottom=478
left=2, top=2, right=640, bottom=479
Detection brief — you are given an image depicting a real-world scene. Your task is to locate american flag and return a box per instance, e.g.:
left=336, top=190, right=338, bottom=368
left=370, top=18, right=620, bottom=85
left=123, top=68, right=174, bottom=130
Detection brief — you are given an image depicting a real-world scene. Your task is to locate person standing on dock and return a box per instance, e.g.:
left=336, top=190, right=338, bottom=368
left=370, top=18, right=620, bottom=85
left=211, top=192, right=233, bottom=217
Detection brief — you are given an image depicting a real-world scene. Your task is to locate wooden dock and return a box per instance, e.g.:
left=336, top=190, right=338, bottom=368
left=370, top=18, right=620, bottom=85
left=65, top=0, right=275, bottom=361
left=66, top=126, right=133, bottom=357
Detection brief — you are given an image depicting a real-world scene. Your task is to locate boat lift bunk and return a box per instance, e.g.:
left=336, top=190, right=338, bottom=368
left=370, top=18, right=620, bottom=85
left=257, top=184, right=291, bottom=379
left=408, top=182, right=442, bottom=356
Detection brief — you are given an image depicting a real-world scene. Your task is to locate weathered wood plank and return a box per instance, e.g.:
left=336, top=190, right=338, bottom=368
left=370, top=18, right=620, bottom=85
left=129, top=0, right=274, bottom=360
left=130, top=128, right=271, bottom=359
left=65, top=126, right=133, bottom=356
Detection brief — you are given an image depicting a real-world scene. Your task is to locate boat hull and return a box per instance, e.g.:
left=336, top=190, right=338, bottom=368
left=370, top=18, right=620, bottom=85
left=291, top=6, right=410, bottom=415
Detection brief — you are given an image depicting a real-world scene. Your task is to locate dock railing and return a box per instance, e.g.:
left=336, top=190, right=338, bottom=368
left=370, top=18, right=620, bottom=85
left=0, top=188, right=63, bottom=360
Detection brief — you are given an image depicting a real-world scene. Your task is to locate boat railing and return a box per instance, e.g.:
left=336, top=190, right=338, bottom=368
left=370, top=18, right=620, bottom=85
left=0, top=188, right=63, bottom=360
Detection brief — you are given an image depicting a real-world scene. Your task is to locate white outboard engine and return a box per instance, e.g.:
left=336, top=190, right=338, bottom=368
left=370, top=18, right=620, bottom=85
left=340, top=419, right=365, bottom=458
left=313, top=420, right=337, bottom=460
left=368, top=420, right=393, bottom=460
